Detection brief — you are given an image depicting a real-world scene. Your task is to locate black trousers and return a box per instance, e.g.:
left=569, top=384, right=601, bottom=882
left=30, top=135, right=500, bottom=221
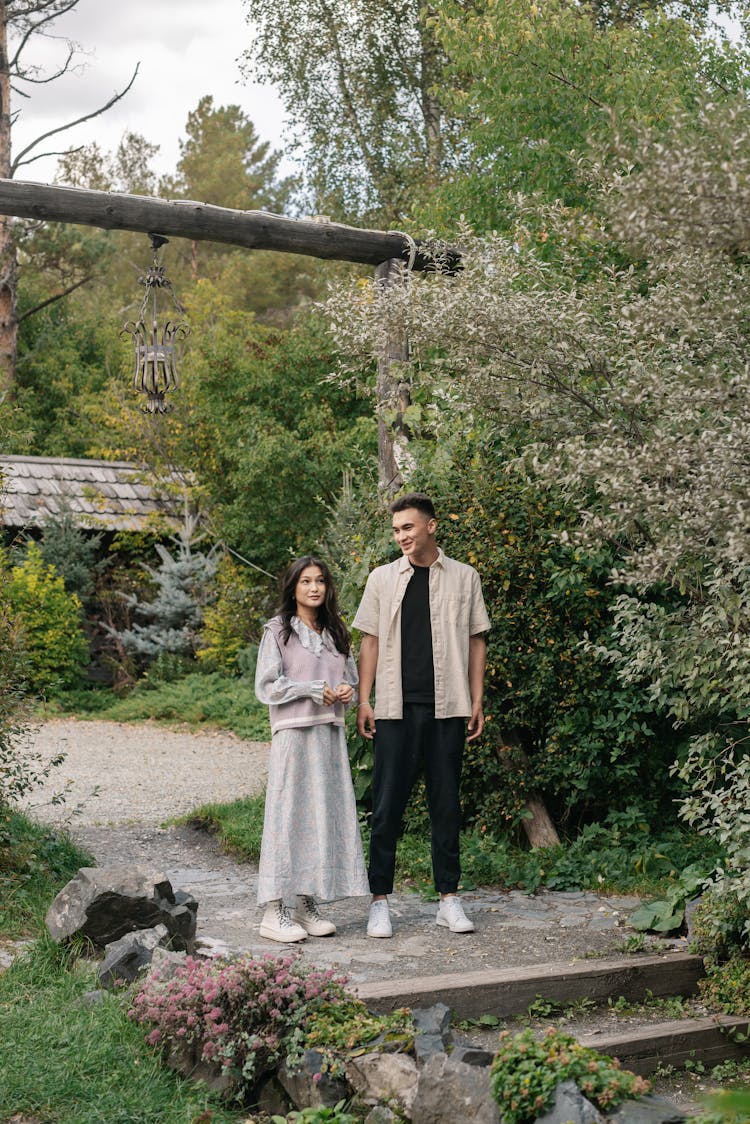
left=368, top=704, right=465, bottom=895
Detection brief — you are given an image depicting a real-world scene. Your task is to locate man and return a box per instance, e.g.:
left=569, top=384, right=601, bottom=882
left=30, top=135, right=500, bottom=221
left=353, top=492, right=490, bottom=937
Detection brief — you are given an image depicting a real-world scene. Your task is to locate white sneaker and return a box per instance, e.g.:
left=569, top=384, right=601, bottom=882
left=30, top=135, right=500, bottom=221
left=294, top=895, right=336, bottom=937
left=436, top=895, right=475, bottom=933
left=259, top=900, right=307, bottom=943
left=367, top=899, right=393, bottom=938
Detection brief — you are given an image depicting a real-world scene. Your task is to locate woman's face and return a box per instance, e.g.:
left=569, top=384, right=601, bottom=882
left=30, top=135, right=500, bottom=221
left=294, top=566, right=327, bottom=613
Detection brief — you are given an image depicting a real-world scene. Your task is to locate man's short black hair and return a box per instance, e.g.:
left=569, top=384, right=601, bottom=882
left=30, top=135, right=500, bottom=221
left=389, top=492, right=436, bottom=520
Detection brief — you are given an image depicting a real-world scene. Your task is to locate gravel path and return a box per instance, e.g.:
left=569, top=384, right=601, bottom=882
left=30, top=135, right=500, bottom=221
left=19, top=718, right=269, bottom=826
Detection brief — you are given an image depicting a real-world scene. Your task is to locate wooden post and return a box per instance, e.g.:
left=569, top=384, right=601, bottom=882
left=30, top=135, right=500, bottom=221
left=374, top=259, right=413, bottom=494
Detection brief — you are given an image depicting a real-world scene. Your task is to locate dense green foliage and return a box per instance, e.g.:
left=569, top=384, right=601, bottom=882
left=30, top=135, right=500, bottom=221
left=490, top=1026, right=649, bottom=1122
left=1, top=544, right=88, bottom=695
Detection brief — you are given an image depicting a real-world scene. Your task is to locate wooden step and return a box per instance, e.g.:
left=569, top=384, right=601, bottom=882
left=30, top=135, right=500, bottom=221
left=580, top=1015, right=750, bottom=1076
left=355, top=953, right=704, bottom=1019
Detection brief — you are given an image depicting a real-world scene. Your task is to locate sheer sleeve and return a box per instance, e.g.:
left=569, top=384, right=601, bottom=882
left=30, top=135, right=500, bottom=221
left=254, top=628, right=325, bottom=706
left=341, top=650, right=359, bottom=709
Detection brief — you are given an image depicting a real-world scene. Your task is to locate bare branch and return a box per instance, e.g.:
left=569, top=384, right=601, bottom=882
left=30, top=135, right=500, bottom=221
left=10, top=63, right=140, bottom=175
left=14, top=44, right=77, bottom=85
left=17, top=272, right=92, bottom=322
left=14, top=144, right=83, bottom=167
left=9, top=0, right=80, bottom=72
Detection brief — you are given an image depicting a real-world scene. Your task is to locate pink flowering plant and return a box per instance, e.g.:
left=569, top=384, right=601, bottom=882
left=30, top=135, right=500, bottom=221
left=129, top=952, right=349, bottom=1098
left=490, top=1026, right=650, bottom=1124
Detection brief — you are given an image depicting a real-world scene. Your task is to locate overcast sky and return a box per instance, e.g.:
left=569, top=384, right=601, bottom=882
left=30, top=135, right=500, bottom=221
left=11, top=0, right=288, bottom=188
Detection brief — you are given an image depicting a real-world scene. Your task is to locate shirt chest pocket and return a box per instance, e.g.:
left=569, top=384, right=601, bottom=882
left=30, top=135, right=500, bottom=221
left=439, top=592, right=469, bottom=627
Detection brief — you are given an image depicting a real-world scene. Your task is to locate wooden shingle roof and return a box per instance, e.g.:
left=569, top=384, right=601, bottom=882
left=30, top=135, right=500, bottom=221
left=0, top=455, right=179, bottom=532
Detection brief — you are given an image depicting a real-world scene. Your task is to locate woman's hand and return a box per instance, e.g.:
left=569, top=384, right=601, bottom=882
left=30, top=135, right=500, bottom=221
left=335, top=682, right=354, bottom=705
left=322, top=683, right=338, bottom=705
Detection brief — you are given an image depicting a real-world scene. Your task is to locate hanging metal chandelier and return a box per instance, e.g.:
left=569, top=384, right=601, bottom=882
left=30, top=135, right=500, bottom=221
left=122, top=233, right=188, bottom=414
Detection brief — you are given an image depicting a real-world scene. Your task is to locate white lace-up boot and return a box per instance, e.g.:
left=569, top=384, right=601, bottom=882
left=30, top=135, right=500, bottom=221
left=293, top=895, right=336, bottom=937
left=259, top=899, right=307, bottom=943
left=436, top=895, right=475, bottom=933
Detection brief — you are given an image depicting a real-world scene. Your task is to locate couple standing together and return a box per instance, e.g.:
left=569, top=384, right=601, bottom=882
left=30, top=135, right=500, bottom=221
left=254, top=492, right=490, bottom=943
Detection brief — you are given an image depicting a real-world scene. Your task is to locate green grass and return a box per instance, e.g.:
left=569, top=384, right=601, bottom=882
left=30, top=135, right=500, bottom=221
left=0, top=808, right=94, bottom=939
left=43, top=671, right=271, bottom=741
left=0, top=938, right=243, bottom=1124
left=181, top=792, right=267, bottom=859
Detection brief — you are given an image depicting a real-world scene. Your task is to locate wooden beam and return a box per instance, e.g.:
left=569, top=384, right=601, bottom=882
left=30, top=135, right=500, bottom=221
left=355, top=953, right=705, bottom=1019
left=0, top=179, right=457, bottom=271
left=580, top=1016, right=750, bottom=1076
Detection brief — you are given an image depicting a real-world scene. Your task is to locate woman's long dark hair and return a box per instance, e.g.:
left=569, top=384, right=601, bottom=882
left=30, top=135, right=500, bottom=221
left=278, top=555, right=351, bottom=656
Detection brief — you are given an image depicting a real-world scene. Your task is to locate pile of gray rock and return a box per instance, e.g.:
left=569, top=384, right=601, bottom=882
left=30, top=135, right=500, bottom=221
left=43, top=867, right=687, bottom=1124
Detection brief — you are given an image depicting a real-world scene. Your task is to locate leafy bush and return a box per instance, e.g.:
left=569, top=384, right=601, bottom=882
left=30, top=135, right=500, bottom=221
left=490, top=1026, right=650, bottom=1123
left=0, top=594, right=33, bottom=808
left=129, top=953, right=350, bottom=1100
left=326, top=442, right=684, bottom=831
left=196, top=554, right=268, bottom=672
left=629, top=864, right=709, bottom=934
left=689, top=891, right=749, bottom=960
left=3, top=543, right=88, bottom=694
left=698, top=957, right=750, bottom=1018
left=287, top=997, right=413, bottom=1079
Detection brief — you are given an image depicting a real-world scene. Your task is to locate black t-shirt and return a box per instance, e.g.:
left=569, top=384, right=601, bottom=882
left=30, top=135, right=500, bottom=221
left=400, top=564, right=435, bottom=704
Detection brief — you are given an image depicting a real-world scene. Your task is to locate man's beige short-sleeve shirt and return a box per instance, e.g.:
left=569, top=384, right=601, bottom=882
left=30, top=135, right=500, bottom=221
left=352, top=549, right=490, bottom=720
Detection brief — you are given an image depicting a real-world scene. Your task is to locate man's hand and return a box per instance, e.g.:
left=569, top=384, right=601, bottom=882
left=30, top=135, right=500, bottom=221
left=467, top=702, right=484, bottom=742
left=357, top=701, right=376, bottom=739
left=335, top=682, right=354, bottom=704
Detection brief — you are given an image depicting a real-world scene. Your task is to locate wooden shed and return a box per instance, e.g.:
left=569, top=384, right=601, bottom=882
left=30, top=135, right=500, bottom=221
left=0, top=454, right=179, bottom=533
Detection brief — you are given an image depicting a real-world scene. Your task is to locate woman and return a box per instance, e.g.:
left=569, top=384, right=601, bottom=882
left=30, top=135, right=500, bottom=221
left=254, top=555, right=369, bottom=942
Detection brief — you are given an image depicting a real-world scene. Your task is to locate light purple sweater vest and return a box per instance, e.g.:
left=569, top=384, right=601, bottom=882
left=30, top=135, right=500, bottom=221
left=265, top=617, right=348, bottom=734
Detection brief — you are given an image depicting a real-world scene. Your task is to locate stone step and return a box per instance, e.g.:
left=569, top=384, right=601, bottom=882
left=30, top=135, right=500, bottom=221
left=355, top=952, right=704, bottom=1019
left=579, top=1015, right=750, bottom=1076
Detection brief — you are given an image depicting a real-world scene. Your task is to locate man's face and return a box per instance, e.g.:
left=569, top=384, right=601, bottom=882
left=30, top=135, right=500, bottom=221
left=392, top=507, right=437, bottom=564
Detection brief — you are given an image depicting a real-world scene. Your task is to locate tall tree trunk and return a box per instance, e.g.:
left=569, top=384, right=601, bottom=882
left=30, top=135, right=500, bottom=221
left=375, top=258, right=413, bottom=493
left=419, top=7, right=443, bottom=185
left=0, top=3, right=17, bottom=398
left=497, top=729, right=561, bottom=849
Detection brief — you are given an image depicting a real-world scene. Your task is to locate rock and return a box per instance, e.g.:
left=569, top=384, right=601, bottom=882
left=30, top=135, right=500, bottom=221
left=412, top=1002, right=453, bottom=1067
left=346, top=1052, right=420, bottom=1116
left=278, top=1050, right=350, bottom=1109
left=535, top=1080, right=603, bottom=1124
left=98, top=924, right=170, bottom=989
left=606, top=1095, right=687, bottom=1123
left=450, top=1045, right=495, bottom=1067
left=254, top=1073, right=293, bottom=1117
left=44, top=866, right=198, bottom=950
left=410, top=1054, right=501, bottom=1124
left=165, top=1039, right=232, bottom=1095
left=414, top=1034, right=447, bottom=1067
left=149, top=945, right=187, bottom=978
left=193, top=936, right=233, bottom=959
left=364, top=1108, right=400, bottom=1124
left=412, top=1003, right=452, bottom=1042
